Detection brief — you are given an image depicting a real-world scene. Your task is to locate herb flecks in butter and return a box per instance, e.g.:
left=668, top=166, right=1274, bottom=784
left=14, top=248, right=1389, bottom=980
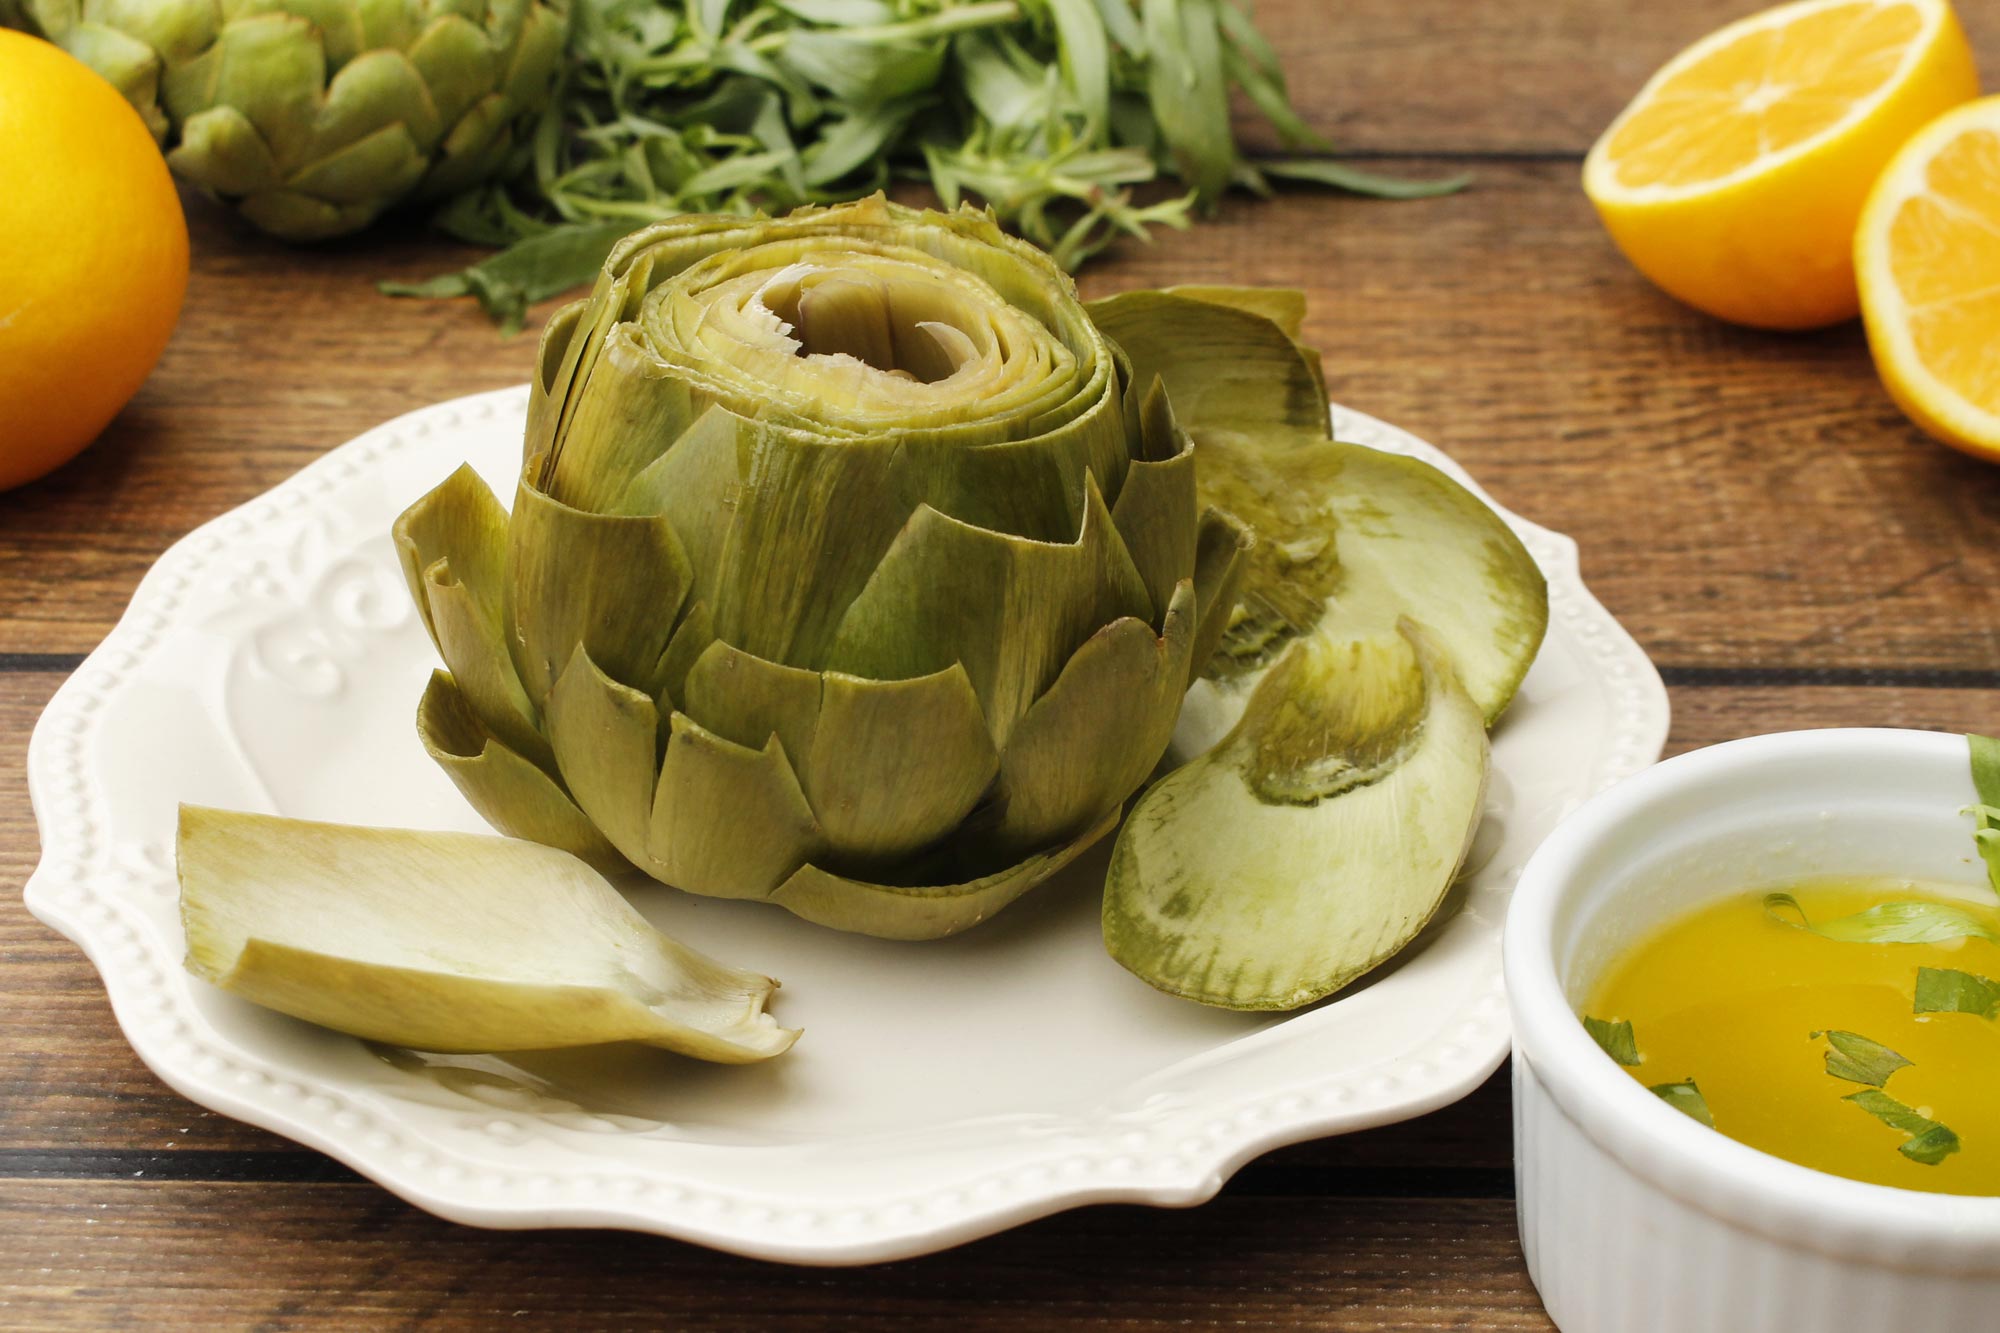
left=1843, top=1089, right=1962, bottom=1166
left=1969, top=733, right=2000, bottom=897
left=1812, top=1030, right=1913, bottom=1088
left=1583, top=1015, right=1640, bottom=1066
left=1764, top=892, right=1999, bottom=945
left=1649, top=1080, right=1715, bottom=1129
left=1914, top=966, right=2000, bottom=1020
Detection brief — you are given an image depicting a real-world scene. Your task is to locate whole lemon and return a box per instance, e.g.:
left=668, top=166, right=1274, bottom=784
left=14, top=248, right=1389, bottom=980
left=0, top=29, right=188, bottom=491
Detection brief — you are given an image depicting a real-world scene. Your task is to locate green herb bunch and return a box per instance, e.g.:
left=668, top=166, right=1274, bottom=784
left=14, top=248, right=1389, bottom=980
left=392, top=0, right=1461, bottom=330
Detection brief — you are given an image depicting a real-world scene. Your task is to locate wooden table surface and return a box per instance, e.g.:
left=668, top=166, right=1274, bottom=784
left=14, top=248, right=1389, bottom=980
left=6, top=1, right=1999, bottom=1326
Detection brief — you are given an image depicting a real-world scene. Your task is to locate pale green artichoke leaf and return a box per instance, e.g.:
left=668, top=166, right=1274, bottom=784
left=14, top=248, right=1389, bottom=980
left=770, top=807, right=1120, bottom=941
left=1186, top=506, right=1254, bottom=689
left=310, top=48, right=441, bottom=159
left=394, top=465, right=549, bottom=769
left=77, top=0, right=218, bottom=66
left=823, top=471, right=1154, bottom=750
left=1105, top=621, right=1490, bottom=1010
left=654, top=600, right=715, bottom=717
left=234, top=188, right=378, bottom=243
left=54, top=20, right=167, bottom=140
left=1184, top=436, right=1546, bottom=733
left=420, top=90, right=510, bottom=199
left=806, top=664, right=1001, bottom=864
left=1085, top=290, right=1328, bottom=439
left=161, top=12, right=323, bottom=164
left=1107, top=380, right=1198, bottom=619
left=495, top=0, right=566, bottom=108
left=415, top=671, right=625, bottom=875
left=178, top=805, right=796, bottom=1061
left=168, top=104, right=283, bottom=197
left=649, top=712, right=823, bottom=901
left=403, top=13, right=493, bottom=134
left=545, top=647, right=665, bottom=872
left=1163, top=285, right=1308, bottom=337
left=534, top=265, right=666, bottom=506
left=506, top=476, right=693, bottom=708
left=284, top=118, right=427, bottom=207
left=616, top=405, right=751, bottom=615
left=993, top=580, right=1196, bottom=852
left=681, top=640, right=824, bottom=791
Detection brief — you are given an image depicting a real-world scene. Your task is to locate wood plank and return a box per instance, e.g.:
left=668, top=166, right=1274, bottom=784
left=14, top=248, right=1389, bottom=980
left=1237, top=0, right=2000, bottom=155
left=0, top=1180, right=1549, bottom=1331
left=4, top=168, right=1998, bottom=668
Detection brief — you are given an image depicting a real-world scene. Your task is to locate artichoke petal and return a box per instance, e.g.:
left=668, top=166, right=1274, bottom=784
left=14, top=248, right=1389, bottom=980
left=769, top=808, right=1119, bottom=941
left=402, top=13, right=491, bottom=134
left=178, top=805, right=795, bottom=1060
left=507, top=475, right=693, bottom=707
left=235, top=188, right=377, bottom=242
left=648, top=713, right=823, bottom=900
left=1107, top=380, right=1199, bottom=620
left=55, top=20, right=167, bottom=140
left=161, top=12, right=323, bottom=162
left=283, top=118, right=426, bottom=207
left=167, top=103, right=282, bottom=197
left=681, top=640, right=824, bottom=788
left=392, top=464, right=548, bottom=770
left=616, top=405, right=751, bottom=614
left=1086, top=289, right=1329, bottom=440
left=310, top=47, right=441, bottom=158
left=823, top=471, right=1153, bottom=749
left=1187, top=506, right=1255, bottom=688
left=416, top=671, right=624, bottom=875
left=805, top=665, right=1000, bottom=864
left=992, top=580, right=1197, bottom=852
left=545, top=647, right=665, bottom=871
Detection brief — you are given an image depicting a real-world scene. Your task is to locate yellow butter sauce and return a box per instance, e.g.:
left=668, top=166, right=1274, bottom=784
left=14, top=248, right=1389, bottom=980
left=1583, top=877, right=2000, bottom=1196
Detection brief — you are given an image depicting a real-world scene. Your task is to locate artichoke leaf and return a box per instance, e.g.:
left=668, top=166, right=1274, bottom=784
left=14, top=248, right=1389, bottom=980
left=1105, top=621, right=1489, bottom=1010
left=992, top=581, right=1196, bottom=853
left=178, top=806, right=796, bottom=1062
left=415, top=671, right=624, bottom=875
left=545, top=647, right=665, bottom=871
left=1180, top=436, right=1546, bottom=748
left=772, top=807, right=1121, bottom=941
left=1085, top=289, right=1329, bottom=440
left=648, top=712, right=823, bottom=901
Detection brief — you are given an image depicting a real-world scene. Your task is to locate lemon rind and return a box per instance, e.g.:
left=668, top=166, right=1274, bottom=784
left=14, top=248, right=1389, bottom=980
left=1856, top=94, right=2000, bottom=456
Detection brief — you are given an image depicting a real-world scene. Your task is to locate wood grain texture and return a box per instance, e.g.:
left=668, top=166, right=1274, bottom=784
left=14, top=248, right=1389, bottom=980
left=0, top=1182, right=1549, bottom=1331
left=4, top=0, right=2000, bottom=1326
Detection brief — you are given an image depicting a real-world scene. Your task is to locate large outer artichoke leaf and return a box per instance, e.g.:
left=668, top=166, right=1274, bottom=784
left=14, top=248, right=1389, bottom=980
left=1104, top=622, right=1489, bottom=1010
left=178, top=806, right=797, bottom=1061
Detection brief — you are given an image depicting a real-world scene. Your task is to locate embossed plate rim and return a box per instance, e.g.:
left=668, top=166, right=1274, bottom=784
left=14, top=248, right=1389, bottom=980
left=23, top=386, right=1669, bottom=1263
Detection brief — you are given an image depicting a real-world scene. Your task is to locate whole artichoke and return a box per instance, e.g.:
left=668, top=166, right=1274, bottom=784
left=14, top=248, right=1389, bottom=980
left=394, top=196, right=1250, bottom=939
left=4, top=0, right=568, bottom=241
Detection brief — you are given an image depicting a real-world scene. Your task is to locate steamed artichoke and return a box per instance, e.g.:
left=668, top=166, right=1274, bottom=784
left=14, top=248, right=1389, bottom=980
left=394, top=196, right=1250, bottom=940
left=4, top=0, right=568, bottom=240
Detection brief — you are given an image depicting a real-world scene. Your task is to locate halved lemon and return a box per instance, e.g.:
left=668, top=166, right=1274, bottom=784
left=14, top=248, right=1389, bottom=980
left=1584, top=0, right=1977, bottom=330
left=1858, top=96, right=2000, bottom=462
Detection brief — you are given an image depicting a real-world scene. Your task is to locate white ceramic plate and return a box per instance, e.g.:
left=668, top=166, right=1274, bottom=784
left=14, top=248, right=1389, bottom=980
left=24, top=387, right=1667, bottom=1264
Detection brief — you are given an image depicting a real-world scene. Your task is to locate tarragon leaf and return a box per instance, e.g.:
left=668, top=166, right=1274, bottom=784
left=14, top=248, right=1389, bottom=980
left=1764, top=892, right=1999, bottom=945
left=1581, top=1015, right=1640, bottom=1066
left=380, top=221, right=635, bottom=335
left=1914, top=966, right=2000, bottom=1020
left=1649, top=1080, right=1714, bottom=1129
left=1843, top=1089, right=1962, bottom=1166
left=1811, top=1029, right=1912, bottom=1087
left=1260, top=157, right=1471, bottom=201
left=1970, top=733, right=2000, bottom=896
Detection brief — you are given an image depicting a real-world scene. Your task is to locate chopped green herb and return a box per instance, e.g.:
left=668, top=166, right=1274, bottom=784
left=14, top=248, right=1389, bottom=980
left=1763, top=892, right=1999, bottom=945
left=1913, top=966, right=2000, bottom=1021
left=1582, top=1015, right=1640, bottom=1066
left=1842, top=1089, right=1962, bottom=1166
left=1811, top=1030, right=1912, bottom=1088
left=1649, top=1079, right=1714, bottom=1129
left=1969, top=734, right=2000, bottom=897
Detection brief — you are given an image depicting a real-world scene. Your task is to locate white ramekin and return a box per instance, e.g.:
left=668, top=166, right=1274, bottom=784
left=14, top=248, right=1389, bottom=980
left=1505, top=728, right=2000, bottom=1332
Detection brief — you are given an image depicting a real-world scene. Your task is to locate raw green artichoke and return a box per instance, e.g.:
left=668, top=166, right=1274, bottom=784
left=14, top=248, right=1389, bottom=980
left=394, top=196, right=1250, bottom=940
left=4, top=0, right=568, bottom=240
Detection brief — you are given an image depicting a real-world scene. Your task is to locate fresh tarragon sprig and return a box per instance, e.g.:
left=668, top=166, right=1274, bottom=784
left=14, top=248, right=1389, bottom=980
left=388, top=0, right=1463, bottom=330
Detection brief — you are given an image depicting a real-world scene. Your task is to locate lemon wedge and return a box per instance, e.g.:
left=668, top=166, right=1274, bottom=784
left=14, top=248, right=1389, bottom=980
left=1858, top=95, right=2000, bottom=462
left=1584, top=0, right=1977, bottom=329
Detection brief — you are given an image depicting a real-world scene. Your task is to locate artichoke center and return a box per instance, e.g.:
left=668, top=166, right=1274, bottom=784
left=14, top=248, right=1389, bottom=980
left=755, top=263, right=989, bottom=385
